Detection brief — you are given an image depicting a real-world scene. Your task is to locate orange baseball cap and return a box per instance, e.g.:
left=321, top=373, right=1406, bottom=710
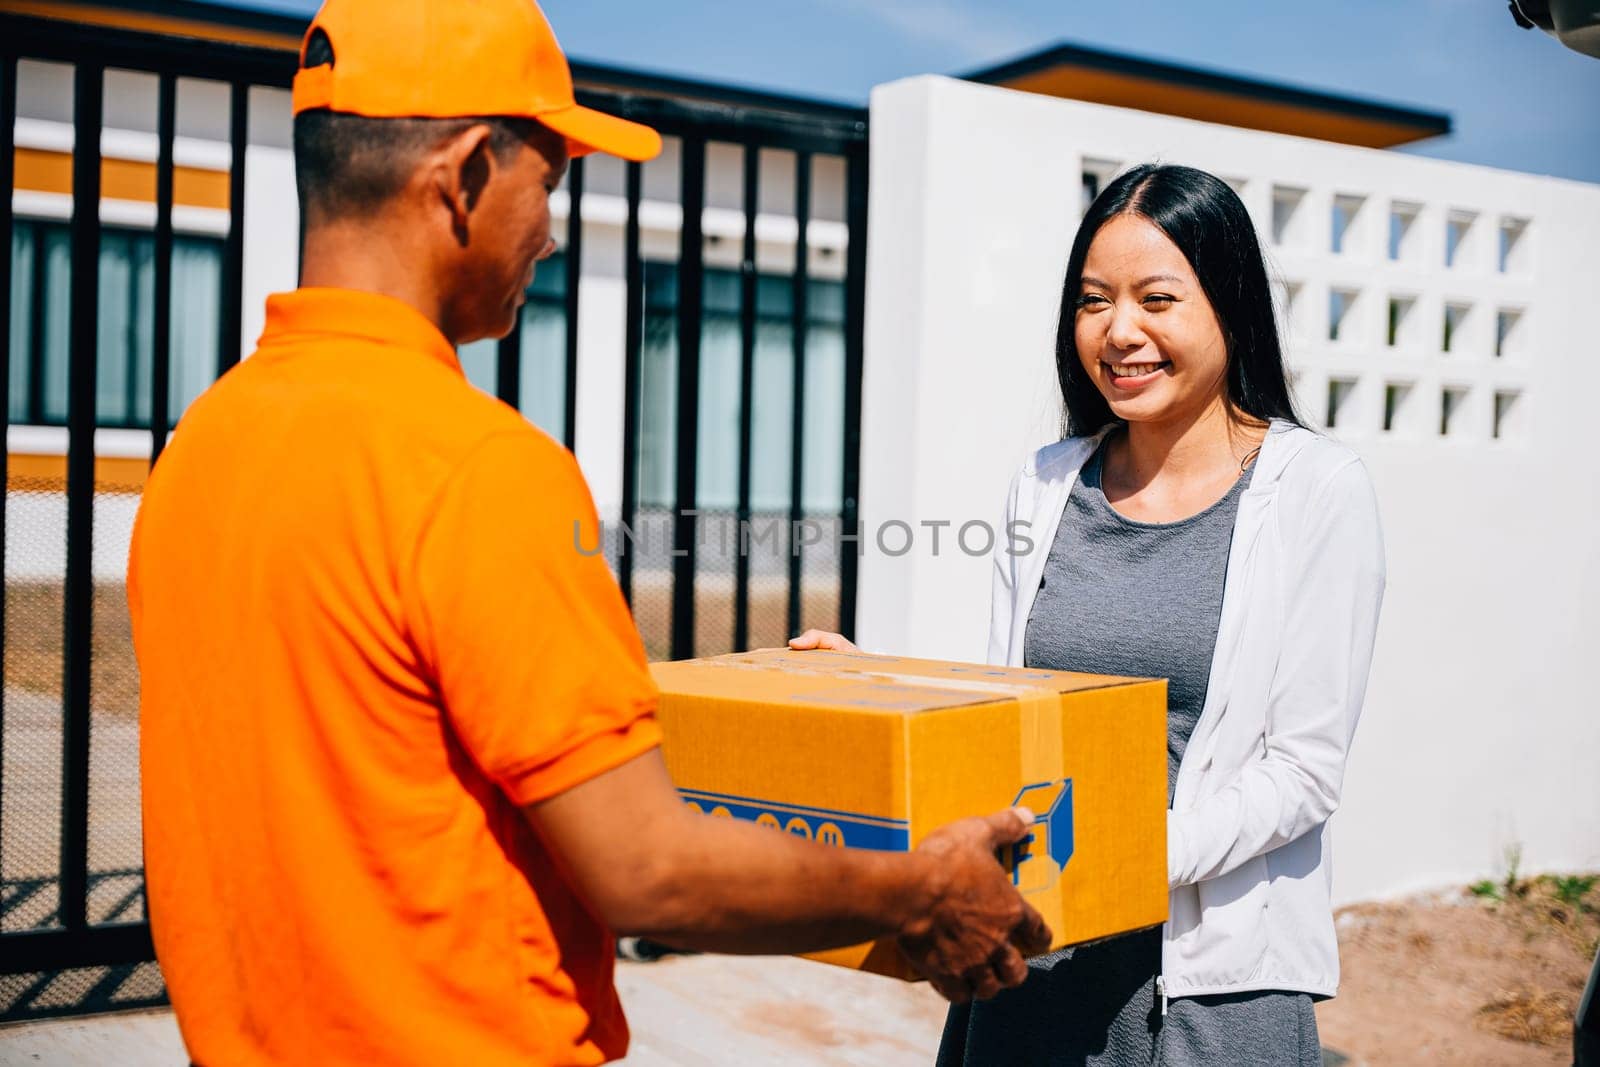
left=291, top=0, right=661, bottom=163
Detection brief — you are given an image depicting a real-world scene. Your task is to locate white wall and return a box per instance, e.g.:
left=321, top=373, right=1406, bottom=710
left=856, top=74, right=1600, bottom=904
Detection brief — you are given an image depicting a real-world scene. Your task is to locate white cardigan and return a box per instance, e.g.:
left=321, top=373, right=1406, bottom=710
left=989, top=419, right=1386, bottom=999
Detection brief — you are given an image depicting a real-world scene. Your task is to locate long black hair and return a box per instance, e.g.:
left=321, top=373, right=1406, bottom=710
left=1057, top=163, right=1302, bottom=436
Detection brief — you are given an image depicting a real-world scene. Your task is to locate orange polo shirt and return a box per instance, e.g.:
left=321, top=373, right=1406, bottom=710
left=129, top=287, right=660, bottom=1066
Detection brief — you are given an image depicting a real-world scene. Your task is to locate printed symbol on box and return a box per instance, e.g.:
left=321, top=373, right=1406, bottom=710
left=684, top=801, right=703, bottom=814
left=784, top=817, right=812, bottom=839
left=1007, top=779, right=1074, bottom=894
left=816, top=822, right=845, bottom=847
left=710, top=806, right=733, bottom=819
left=756, top=812, right=781, bottom=830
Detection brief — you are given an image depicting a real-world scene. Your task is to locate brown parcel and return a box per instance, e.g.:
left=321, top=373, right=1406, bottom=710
left=649, top=648, right=1168, bottom=979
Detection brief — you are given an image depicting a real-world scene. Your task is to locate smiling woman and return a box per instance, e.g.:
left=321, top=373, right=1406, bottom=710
left=933, top=164, right=1386, bottom=1066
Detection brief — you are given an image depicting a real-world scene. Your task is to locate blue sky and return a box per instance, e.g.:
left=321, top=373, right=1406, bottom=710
left=239, top=0, right=1600, bottom=184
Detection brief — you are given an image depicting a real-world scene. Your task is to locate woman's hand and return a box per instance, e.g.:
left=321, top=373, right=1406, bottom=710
left=788, top=629, right=859, bottom=652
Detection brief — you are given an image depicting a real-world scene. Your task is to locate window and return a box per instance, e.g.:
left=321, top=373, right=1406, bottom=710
left=8, top=218, right=223, bottom=430
left=455, top=251, right=569, bottom=438
left=1389, top=202, right=1420, bottom=262
left=1271, top=186, right=1307, bottom=247
left=1272, top=280, right=1305, bottom=339
left=1387, top=296, right=1415, bottom=348
left=1329, top=288, right=1359, bottom=343
left=1495, top=308, right=1523, bottom=359
left=1493, top=390, right=1521, bottom=440
left=1081, top=159, right=1121, bottom=215
left=1331, top=194, right=1365, bottom=255
left=1382, top=383, right=1412, bottom=433
left=1080, top=172, right=1100, bottom=215
left=637, top=262, right=846, bottom=514
left=1326, top=378, right=1358, bottom=430
left=1440, top=387, right=1469, bottom=436
left=1446, top=211, right=1476, bottom=268
left=1498, top=217, right=1528, bottom=274
left=1443, top=303, right=1470, bottom=353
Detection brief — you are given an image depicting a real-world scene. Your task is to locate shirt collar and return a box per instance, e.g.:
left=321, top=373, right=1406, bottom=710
left=258, top=287, right=463, bottom=373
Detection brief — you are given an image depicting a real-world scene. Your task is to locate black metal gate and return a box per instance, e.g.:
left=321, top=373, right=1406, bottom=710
left=0, top=9, right=866, bottom=1020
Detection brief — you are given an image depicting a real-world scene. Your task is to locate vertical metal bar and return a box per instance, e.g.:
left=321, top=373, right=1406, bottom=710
left=670, top=137, right=706, bottom=661
left=61, top=61, right=104, bottom=934
left=0, top=55, right=16, bottom=883
left=494, top=314, right=521, bottom=408
left=150, top=73, right=175, bottom=463
left=786, top=152, right=811, bottom=640
left=562, top=155, right=583, bottom=451
left=839, top=146, right=868, bottom=641
left=732, top=145, right=758, bottom=652
left=618, top=161, right=643, bottom=606
left=217, top=81, right=246, bottom=375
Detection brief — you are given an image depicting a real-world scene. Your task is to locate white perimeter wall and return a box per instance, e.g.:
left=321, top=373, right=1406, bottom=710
left=855, top=75, right=1600, bottom=904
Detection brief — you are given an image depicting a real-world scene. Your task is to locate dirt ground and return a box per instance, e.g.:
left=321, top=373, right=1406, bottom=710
left=1318, top=873, right=1598, bottom=1065
left=5, top=581, right=141, bottom=720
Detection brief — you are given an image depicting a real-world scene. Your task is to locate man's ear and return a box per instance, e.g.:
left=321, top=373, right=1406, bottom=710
left=429, top=124, right=494, bottom=247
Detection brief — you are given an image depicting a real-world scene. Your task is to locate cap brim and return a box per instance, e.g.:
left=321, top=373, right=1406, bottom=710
left=540, top=103, right=662, bottom=163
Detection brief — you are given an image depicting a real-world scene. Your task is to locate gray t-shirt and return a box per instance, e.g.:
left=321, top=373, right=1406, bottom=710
left=1024, top=439, right=1253, bottom=802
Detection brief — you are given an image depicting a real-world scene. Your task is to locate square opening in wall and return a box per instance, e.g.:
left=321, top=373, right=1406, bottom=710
left=1493, top=390, right=1522, bottom=439
left=1382, top=382, right=1413, bottom=433
left=1081, top=158, right=1122, bottom=214
left=1443, top=302, right=1471, bottom=353
left=1387, top=296, right=1416, bottom=348
left=1272, top=185, right=1308, bottom=247
left=1326, top=378, right=1358, bottom=430
left=1498, top=217, right=1529, bottom=274
left=1440, top=386, right=1469, bottom=436
left=1332, top=194, right=1366, bottom=255
left=1272, top=279, right=1306, bottom=338
left=1495, top=308, right=1524, bottom=358
left=1445, top=210, right=1477, bottom=269
left=1329, top=288, right=1360, bottom=343
left=1389, top=202, right=1421, bottom=262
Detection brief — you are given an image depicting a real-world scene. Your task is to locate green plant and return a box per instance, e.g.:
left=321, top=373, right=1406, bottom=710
left=1551, top=874, right=1598, bottom=909
left=1503, top=843, right=1527, bottom=898
left=1470, top=879, right=1503, bottom=902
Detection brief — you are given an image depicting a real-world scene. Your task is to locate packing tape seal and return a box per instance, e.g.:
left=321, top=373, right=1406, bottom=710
left=703, top=654, right=1063, bottom=797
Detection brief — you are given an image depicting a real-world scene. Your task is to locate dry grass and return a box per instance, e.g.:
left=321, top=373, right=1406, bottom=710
left=1469, top=873, right=1600, bottom=1049
left=1476, top=988, right=1577, bottom=1047
left=1321, top=870, right=1599, bottom=1063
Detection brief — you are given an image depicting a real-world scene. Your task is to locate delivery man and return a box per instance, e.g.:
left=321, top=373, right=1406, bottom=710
left=127, top=1, right=1050, bottom=1063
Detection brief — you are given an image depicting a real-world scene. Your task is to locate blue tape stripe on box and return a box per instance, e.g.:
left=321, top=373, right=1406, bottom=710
left=679, top=789, right=911, bottom=851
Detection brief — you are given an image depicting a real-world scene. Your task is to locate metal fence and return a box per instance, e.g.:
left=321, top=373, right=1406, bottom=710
left=0, top=10, right=867, bottom=1020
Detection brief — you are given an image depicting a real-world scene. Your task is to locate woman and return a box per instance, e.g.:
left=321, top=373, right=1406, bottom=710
left=792, top=163, right=1385, bottom=1065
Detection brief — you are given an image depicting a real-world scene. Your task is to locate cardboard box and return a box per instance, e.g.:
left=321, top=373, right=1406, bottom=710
left=650, top=648, right=1168, bottom=979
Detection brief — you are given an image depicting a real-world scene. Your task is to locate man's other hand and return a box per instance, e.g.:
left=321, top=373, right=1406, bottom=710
left=898, top=807, right=1052, bottom=1003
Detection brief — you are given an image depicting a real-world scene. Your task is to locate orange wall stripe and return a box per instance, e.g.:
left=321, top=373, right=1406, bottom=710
left=1002, top=68, right=1428, bottom=149
left=8, top=452, right=150, bottom=493
left=5, top=0, right=303, bottom=52
left=15, top=146, right=232, bottom=211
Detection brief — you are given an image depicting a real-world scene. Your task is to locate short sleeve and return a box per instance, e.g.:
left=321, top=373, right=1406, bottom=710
left=408, top=431, right=660, bottom=807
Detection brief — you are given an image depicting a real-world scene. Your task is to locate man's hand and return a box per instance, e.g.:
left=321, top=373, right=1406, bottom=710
left=897, top=807, right=1052, bottom=1002
left=788, top=629, right=859, bottom=652
left=532, top=749, right=1050, bottom=1002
